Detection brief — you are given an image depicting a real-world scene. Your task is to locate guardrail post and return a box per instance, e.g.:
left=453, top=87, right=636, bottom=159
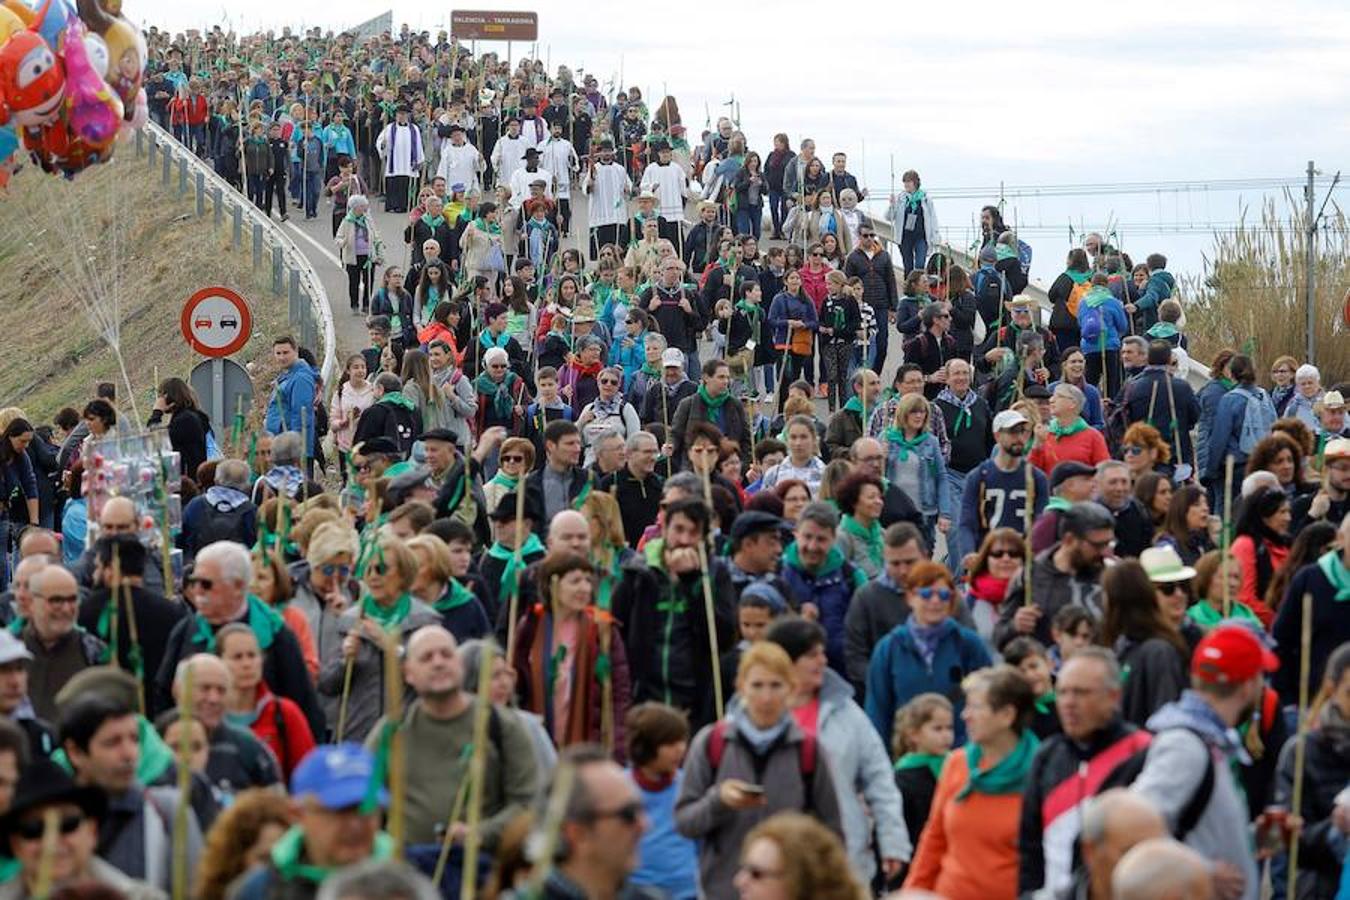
left=272, top=246, right=284, bottom=296
left=178, top=156, right=187, bottom=194
left=147, top=137, right=155, bottom=167
left=231, top=203, right=242, bottom=247
left=136, top=129, right=143, bottom=158
left=162, top=147, right=170, bottom=184
left=195, top=172, right=205, bottom=216
left=289, top=269, right=302, bottom=329
left=253, top=222, right=263, bottom=269
left=213, top=187, right=223, bottom=226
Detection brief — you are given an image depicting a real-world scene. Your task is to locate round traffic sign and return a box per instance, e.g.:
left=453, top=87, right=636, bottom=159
left=181, top=287, right=253, bottom=358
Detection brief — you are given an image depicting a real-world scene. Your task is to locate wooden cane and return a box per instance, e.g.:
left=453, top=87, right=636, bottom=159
left=505, top=483, right=528, bottom=663
left=172, top=663, right=193, bottom=900
left=1023, top=458, right=1035, bottom=608
left=1286, top=590, right=1313, bottom=900
left=334, top=603, right=366, bottom=743
left=383, top=628, right=406, bottom=858
left=599, top=609, right=614, bottom=755
left=458, top=638, right=496, bottom=895
left=1222, top=455, right=1235, bottom=617
left=524, top=762, right=577, bottom=896
left=696, top=540, right=725, bottom=721
left=31, top=808, right=59, bottom=900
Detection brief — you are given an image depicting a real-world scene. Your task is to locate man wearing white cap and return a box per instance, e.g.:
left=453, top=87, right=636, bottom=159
left=956, top=408, right=1049, bottom=562
left=640, top=347, right=697, bottom=429
left=1292, top=436, right=1350, bottom=535
left=1314, top=389, right=1348, bottom=451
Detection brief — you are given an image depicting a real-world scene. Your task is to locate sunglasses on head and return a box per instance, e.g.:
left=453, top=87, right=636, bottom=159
left=915, top=586, right=952, bottom=602
left=14, top=812, right=84, bottom=842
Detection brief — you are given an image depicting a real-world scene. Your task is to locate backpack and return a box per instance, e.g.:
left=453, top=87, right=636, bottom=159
left=1234, top=388, right=1276, bottom=457
left=385, top=405, right=419, bottom=456
left=1017, top=239, right=1033, bottom=275
left=192, top=498, right=255, bottom=550
left=1079, top=301, right=1104, bottom=346
left=204, top=429, right=223, bottom=462
left=1097, top=726, right=1216, bottom=840
left=706, top=719, right=817, bottom=809
left=1066, top=280, right=1092, bottom=317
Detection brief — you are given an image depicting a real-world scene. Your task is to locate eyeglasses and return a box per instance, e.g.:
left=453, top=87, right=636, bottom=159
left=1122, top=444, right=1144, bottom=456
left=1082, top=536, right=1117, bottom=551
left=14, top=812, right=84, bottom=842
left=355, top=462, right=373, bottom=473
left=320, top=564, right=352, bottom=578
left=915, top=586, right=952, bottom=602
left=987, top=548, right=1019, bottom=559
left=1271, top=368, right=1293, bottom=376
left=810, top=252, right=823, bottom=257
left=500, top=454, right=525, bottom=464
left=739, top=862, right=784, bottom=881
left=586, top=800, right=643, bottom=825
left=36, top=594, right=78, bottom=606
left=186, top=576, right=215, bottom=591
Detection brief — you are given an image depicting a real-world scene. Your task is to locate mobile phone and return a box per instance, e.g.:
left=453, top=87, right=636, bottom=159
left=739, top=783, right=765, bottom=796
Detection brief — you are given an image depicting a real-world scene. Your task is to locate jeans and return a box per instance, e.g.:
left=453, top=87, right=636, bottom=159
left=871, top=307, right=890, bottom=372
left=734, top=205, right=762, bottom=240
left=684, top=348, right=701, bottom=377
left=302, top=170, right=322, bottom=217
left=900, top=235, right=928, bottom=274
left=945, top=469, right=971, bottom=572
left=768, top=189, right=788, bottom=237
left=289, top=160, right=303, bottom=201
left=757, top=363, right=776, bottom=398
left=246, top=174, right=267, bottom=209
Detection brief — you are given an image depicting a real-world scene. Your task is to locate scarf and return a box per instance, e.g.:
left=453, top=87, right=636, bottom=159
left=488, top=471, right=519, bottom=492
left=1048, top=416, right=1089, bottom=438
left=570, top=358, right=604, bottom=379
left=735, top=710, right=792, bottom=756
left=841, top=515, right=883, bottom=568
left=905, top=188, right=926, bottom=211
left=420, top=212, right=446, bottom=230
left=907, top=618, right=954, bottom=669
left=843, top=395, right=867, bottom=417
left=936, top=387, right=978, bottom=433
left=487, top=534, right=546, bottom=607
left=1317, top=549, right=1350, bottom=601
left=995, top=244, right=1018, bottom=262
left=271, top=826, right=393, bottom=884
left=377, top=391, right=416, bottom=412
left=361, top=592, right=413, bottom=630
left=884, top=427, right=928, bottom=463
left=472, top=216, right=502, bottom=235
left=639, top=361, right=661, bottom=379
left=956, top=728, right=1039, bottom=801
left=735, top=299, right=763, bottom=331
left=1147, top=322, right=1180, bottom=339
left=479, top=329, right=511, bottom=350
left=968, top=572, right=1010, bottom=606
left=591, top=390, right=626, bottom=418
left=434, top=579, right=477, bottom=613
left=1045, top=496, right=1074, bottom=513
left=191, top=595, right=283, bottom=653
left=698, top=383, right=731, bottom=409
left=894, top=752, right=945, bottom=780
left=261, top=465, right=305, bottom=500
left=474, top=371, right=519, bottom=420
left=1035, top=691, right=1056, bottom=715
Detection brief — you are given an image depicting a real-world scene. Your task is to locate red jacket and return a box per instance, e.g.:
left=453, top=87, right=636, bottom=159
left=168, top=94, right=208, bottom=127
left=1029, top=425, right=1109, bottom=474
left=1229, top=535, right=1285, bottom=627
left=244, top=682, right=317, bottom=778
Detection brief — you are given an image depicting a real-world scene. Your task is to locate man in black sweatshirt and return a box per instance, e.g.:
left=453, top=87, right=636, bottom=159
left=934, top=358, right=994, bottom=568
left=264, top=121, right=288, bottom=221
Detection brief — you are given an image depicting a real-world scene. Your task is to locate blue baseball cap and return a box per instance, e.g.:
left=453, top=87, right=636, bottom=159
left=290, top=744, right=387, bottom=810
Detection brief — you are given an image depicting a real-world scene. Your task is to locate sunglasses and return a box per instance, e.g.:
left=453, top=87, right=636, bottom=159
left=810, top=252, right=823, bottom=257
left=500, top=454, right=525, bottom=464
left=598, top=378, right=619, bottom=386
left=369, top=562, right=391, bottom=576
left=15, top=812, right=84, bottom=842
left=1122, top=445, right=1144, bottom=456
left=320, top=564, right=352, bottom=578
left=187, top=576, right=215, bottom=591
left=915, top=586, right=953, bottom=602
left=586, top=800, right=643, bottom=825
left=1157, top=581, right=1188, bottom=595
left=987, top=548, right=1018, bottom=559
left=355, top=462, right=373, bottom=473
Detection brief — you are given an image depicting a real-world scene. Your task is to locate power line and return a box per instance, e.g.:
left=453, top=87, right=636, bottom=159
left=858, top=176, right=1345, bottom=201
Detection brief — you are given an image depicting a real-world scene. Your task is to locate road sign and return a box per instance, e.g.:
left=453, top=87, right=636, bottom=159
left=451, top=10, right=538, bottom=41
left=181, top=287, right=252, bottom=358
left=190, top=357, right=254, bottom=439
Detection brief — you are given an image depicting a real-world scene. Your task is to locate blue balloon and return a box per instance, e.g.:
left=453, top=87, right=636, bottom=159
left=18, top=0, right=77, bottom=50
left=0, top=124, right=16, bottom=161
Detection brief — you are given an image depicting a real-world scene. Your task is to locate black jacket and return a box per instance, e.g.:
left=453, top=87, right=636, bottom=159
left=1106, top=497, right=1154, bottom=559
left=670, top=391, right=752, bottom=469
left=641, top=283, right=704, bottom=353
left=843, top=247, right=898, bottom=311
left=683, top=221, right=723, bottom=274
left=934, top=393, right=994, bottom=475
left=148, top=407, right=212, bottom=483
left=1124, top=367, right=1201, bottom=470
left=79, top=585, right=189, bottom=694
left=640, top=378, right=697, bottom=428
left=598, top=467, right=664, bottom=547
left=903, top=330, right=959, bottom=399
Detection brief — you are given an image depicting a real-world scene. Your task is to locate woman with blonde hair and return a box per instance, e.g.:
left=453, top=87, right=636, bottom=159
left=886, top=393, right=952, bottom=548
left=734, top=812, right=869, bottom=900
left=195, top=789, right=292, bottom=900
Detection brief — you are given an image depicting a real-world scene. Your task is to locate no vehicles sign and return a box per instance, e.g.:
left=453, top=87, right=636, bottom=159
left=181, top=287, right=253, bottom=358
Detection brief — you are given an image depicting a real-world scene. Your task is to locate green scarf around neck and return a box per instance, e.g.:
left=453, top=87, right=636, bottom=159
left=1064, top=268, right=1091, bottom=285
left=475, top=370, right=518, bottom=420
left=995, top=244, right=1018, bottom=262
left=894, top=751, right=945, bottom=780
left=488, top=471, right=519, bottom=491
left=1048, top=416, right=1089, bottom=438
left=434, top=579, right=477, bottom=613
left=191, top=595, right=282, bottom=653
left=956, top=728, right=1039, bottom=801
left=361, top=592, right=413, bottom=630
left=1035, top=690, right=1056, bottom=715
left=640, top=360, right=662, bottom=378
left=840, top=514, right=883, bottom=568
left=843, top=395, right=867, bottom=417
left=905, top=189, right=926, bottom=211
left=271, top=826, right=394, bottom=884
left=1317, top=549, right=1350, bottom=601
left=487, top=534, right=547, bottom=607
left=884, top=426, right=928, bottom=462
left=1045, top=496, right=1074, bottom=513
left=698, top=383, right=731, bottom=409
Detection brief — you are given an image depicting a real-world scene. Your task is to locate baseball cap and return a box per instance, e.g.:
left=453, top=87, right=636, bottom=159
left=291, top=744, right=386, bottom=809
left=661, top=348, right=685, bottom=369
left=0, top=630, right=32, bottom=667
left=1191, top=624, right=1279, bottom=686
left=992, top=409, right=1029, bottom=432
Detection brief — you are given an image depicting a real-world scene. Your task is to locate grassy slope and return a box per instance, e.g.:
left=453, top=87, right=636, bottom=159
left=0, top=136, right=290, bottom=426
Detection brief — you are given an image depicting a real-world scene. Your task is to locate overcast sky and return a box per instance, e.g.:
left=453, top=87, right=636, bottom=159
left=134, top=0, right=1350, bottom=278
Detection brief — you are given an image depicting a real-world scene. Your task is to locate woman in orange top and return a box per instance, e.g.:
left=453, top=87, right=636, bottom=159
left=1229, top=485, right=1292, bottom=628
left=903, top=665, right=1039, bottom=900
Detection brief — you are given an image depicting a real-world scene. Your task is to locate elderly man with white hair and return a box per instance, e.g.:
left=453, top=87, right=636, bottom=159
left=154, top=541, right=323, bottom=735
left=181, top=458, right=257, bottom=559
left=172, top=654, right=280, bottom=800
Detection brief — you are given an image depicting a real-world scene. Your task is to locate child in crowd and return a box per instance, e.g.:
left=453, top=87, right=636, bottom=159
left=1048, top=605, right=1097, bottom=673
left=1003, top=637, right=1062, bottom=739
left=891, top=693, right=954, bottom=858
left=523, top=366, right=575, bottom=461
left=626, top=704, right=699, bottom=900
left=720, top=589, right=782, bottom=691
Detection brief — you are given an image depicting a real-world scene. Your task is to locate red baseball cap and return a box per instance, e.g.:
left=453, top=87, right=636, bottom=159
left=1191, top=624, right=1279, bottom=685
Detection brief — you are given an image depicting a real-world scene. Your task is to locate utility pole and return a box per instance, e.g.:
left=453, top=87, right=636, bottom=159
left=1305, top=160, right=1316, bottom=365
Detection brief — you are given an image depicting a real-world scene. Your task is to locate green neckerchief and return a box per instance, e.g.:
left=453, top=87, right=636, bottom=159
left=905, top=188, right=926, bottom=211
left=378, top=391, right=416, bottom=412
left=1048, top=416, right=1089, bottom=438
left=475, top=370, right=519, bottom=420
left=571, top=475, right=594, bottom=510
left=840, top=515, right=883, bottom=568
left=592, top=548, right=624, bottom=612
left=956, top=728, right=1039, bottom=801
left=639, top=360, right=661, bottom=379
left=995, top=244, right=1018, bottom=262
left=191, top=595, right=282, bottom=653
left=698, top=383, right=731, bottom=410
left=360, top=592, right=413, bottom=630
left=434, top=579, right=477, bottom=613
left=1045, top=496, right=1074, bottom=513
left=487, top=534, right=546, bottom=607
left=1064, top=268, right=1091, bottom=285
left=6, top=617, right=24, bottom=636
left=95, top=594, right=145, bottom=679
left=1147, top=322, right=1180, bottom=339
left=1187, top=599, right=1262, bottom=630
left=479, top=329, right=511, bottom=351
left=883, top=427, right=928, bottom=463
left=895, top=751, right=945, bottom=780
left=420, top=212, right=446, bottom=229
left=52, top=715, right=172, bottom=783
left=1218, top=377, right=1236, bottom=390
left=1035, top=690, right=1056, bottom=715
left=488, top=471, right=519, bottom=491
left=472, top=216, right=502, bottom=236
left=1317, top=549, right=1350, bottom=601
left=843, top=395, right=866, bottom=417
left=271, top=826, right=394, bottom=884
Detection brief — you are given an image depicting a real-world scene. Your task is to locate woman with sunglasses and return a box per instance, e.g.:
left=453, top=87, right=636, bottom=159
left=318, top=534, right=440, bottom=742
left=864, top=562, right=992, bottom=749
left=965, top=529, right=1026, bottom=646
left=1119, top=421, right=1172, bottom=484
left=484, top=437, right=535, bottom=518
left=676, top=641, right=843, bottom=900
left=734, top=813, right=869, bottom=900
left=1102, top=558, right=1190, bottom=727
left=577, top=367, right=642, bottom=469
left=510, top=552, right=631, bottom=755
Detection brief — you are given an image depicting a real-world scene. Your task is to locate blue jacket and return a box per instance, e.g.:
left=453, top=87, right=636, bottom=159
left=264, top=361, right=317, bottom=439
left=1076, top=286, right=1129, bottom=353
left=1135, top=269, right=1175, bottom=326
left=895, top=293, right=926, bottom=337
left=323, top=123, right=355, bottom=158
left=608, top=330, right=647, bottom=382
left=767, top=291, right=818, bottom=348
left=1206, top=384, right=1276, bottom=483
left=883, top=432, right=952, bottom=519
left=864, top=619, right=992, bottom=746
left=1195, top=378, right=1231, bottom=476
left=780, top=544, right=866, bottom=678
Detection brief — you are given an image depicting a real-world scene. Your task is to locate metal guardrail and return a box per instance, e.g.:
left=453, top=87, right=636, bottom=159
left=133, top=123, right=338, bottom=388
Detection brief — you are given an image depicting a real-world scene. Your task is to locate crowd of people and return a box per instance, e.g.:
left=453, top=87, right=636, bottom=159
left=0, top=20, right=1348, bottom=900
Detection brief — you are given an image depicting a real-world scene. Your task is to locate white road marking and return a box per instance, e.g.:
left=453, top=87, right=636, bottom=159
left=287, top=222, right=344, bottom=268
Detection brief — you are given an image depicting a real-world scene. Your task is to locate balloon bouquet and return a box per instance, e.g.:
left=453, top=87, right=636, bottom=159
left=0, top=0, right=146, bottom=183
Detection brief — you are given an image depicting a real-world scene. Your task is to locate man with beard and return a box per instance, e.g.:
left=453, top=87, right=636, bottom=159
left=957, top=409, right=1049, bottom=559
left=994, top=502, right=1115, bottom=650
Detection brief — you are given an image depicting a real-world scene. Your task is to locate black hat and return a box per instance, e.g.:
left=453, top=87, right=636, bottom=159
left=491, top=491, right=543, bottom=522
left=521, top=147, right=541, bottom=159
left=549, top=86, right=564, bottom=98
left=1049, top=460, right=1097, bottom=491
left=447, top=122, right=465, bottom=133
left=417, top=428, right=460, bottom=446
left=729, top=510, right=787, bottom=547
left=355, top=436, right=400, bottom=457
left=1023, top=383, right=1052, bottom=400
left=0, top=760, right=106, bottom=852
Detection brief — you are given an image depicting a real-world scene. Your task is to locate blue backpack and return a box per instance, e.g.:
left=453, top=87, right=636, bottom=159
left=1079, top=303, right=1104, bottom=346
left=1234, top=387, right=1277, bottom=456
